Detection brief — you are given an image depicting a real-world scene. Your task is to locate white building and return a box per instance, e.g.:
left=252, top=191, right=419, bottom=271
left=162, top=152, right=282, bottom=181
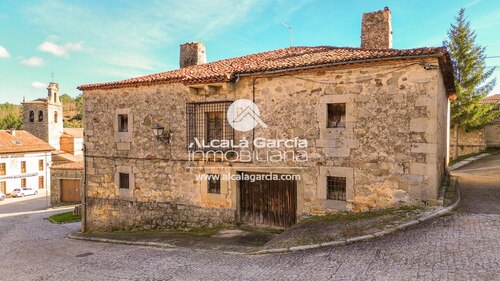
left=0, top=130, right=53, bottom=195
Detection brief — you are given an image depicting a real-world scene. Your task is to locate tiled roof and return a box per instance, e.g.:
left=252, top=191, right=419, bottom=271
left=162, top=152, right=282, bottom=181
left=78, top=46, right=456, bottom=95
left=52, top=160, right=84, bottom=170
left=63, top=128, right=84, bottom=138
left=23, top=98, right=48, bottom=104
left=482, top=94, right=500, bottom=103
left=0, top=130, right=54, bottom=154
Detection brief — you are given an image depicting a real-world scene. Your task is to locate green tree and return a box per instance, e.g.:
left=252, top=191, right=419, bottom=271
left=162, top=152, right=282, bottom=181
left=60, top=93, right=74, bottom=104
left=0, top=103, right=23, bottom=130
left=444, top=8, right=498, bottom=159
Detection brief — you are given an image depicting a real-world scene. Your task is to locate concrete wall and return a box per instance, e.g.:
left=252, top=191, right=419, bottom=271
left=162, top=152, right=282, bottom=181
left=0, top=152, right=51, bottom=194
left=83, top=58, right=449, bottom=231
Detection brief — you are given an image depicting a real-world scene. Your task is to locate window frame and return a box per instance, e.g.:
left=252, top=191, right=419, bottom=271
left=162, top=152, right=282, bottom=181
left=29, top=111, right=35, bottom=123
left=118, top=114, right=129, bottom=133
left=327, top=103, right=346, bottom=129
left=0, top=163, right=5, bottom=176
left=39, top=159, right=44, bottom=171
left=326, top=176, right=347, bottom=201
left=38, top=110, right=43, bottom=122
left=39, top=176, right=44, bottom=189
left=119, top=172, right=130, bottom=189
left=21, top=161, right=26, bottom=173
left=21, top=178, right=26, bottom=188
left=207, top=174, right=221, bottom=194
left=186, top=101, right=234, bottom=151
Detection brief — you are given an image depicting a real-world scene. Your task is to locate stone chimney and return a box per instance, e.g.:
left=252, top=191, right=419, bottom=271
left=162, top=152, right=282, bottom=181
left=361, top=7, right=392, bottom=49
left=179, top=42, right=207, bottom=68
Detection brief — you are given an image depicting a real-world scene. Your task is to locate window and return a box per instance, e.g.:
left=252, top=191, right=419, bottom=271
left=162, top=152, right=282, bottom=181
left=54, top=111, right=58, bottom=123
left=54, top=93, right=57, bottom=103
left=39, top=160, right=44, bottom=171
left=207, top=174, right=221, bottom=194
left=327, top=103, right=346, bottom=128
left=186, top=101, right=233, bottom=151
left=206, top=112, right=224, bottom=143
left=119, top=173, right=130, bottom=189
left=0, top=181, right=6, bottom=194
left=0, top=163, right=5, bottom=176
left=327, top=176, right=346, bottom=201
left=118, top=114, right=128, bottom=132
left=39, top=176, right=44, bottom=189
left=21, top=178, right=26, bottom=188
left=29, top=111, right=34, bottom=122
left=38, top=110, right=43, bottom=122
left=21, top=161, right=26, bottom=173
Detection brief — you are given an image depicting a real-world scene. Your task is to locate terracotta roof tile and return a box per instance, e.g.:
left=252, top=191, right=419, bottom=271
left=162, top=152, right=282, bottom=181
left=52, top=160, right=84, bottom=170
left=78, top=46, right=455, bottom=94
left=0, top=130, right=54, bottom=154
left=482, top=94, right=500, bottom=103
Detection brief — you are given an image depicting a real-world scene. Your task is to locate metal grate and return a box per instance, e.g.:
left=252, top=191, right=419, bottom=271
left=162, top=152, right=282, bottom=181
left=327, top=103, right=346, bottom=128
left=186, top=101, right=234, bottom=151
left=327, top=176, right=346, bottom=201
left=207, top=174, right=221, bottom=194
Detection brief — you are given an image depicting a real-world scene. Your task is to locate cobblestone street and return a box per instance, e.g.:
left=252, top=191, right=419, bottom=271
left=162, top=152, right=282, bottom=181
left=0, top=154, right=499, bottom=280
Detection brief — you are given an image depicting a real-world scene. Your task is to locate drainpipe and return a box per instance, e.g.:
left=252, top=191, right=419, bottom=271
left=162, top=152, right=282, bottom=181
left=83, top=143, right=87, bottom=232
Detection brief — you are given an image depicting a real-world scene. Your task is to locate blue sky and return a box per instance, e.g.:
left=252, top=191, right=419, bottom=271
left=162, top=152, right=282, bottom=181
left=0, top=0, right=499, bottom=104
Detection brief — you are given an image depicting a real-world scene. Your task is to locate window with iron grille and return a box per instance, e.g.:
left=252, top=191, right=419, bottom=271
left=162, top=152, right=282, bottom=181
left=39, top=176, right=44, bottom=189
left=186, top=101, right=233, bottom=151
left=0, top=163, right=5, bottom=176
left=327, top=176, right=346, bottom=201
left=119, top=173, right=129, bottom=189
left=327, top=103, right=346, bottom=128
left=21, top=161, right=26, bottom=173
left=118, top=114, right=128, bottom=132
left=207, top=174, right=221, bottom=194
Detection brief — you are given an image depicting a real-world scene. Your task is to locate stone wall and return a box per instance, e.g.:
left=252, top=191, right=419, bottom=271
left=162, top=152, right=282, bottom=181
left=484, top=121, right=500, bottom=148
left=83, top=58, right=449, bottom=231
left=449, top=127, right=485, bottom=157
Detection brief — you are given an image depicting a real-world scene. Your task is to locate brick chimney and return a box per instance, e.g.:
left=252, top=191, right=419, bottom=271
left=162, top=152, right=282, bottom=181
left=179, top=42, right=207, bottom=68
left=361, top=7, right=392, bottom=49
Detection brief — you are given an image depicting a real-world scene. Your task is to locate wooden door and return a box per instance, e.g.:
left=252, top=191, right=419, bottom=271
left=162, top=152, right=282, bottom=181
left=239, top=173, right=297, bottom=228
left=60, top=179, right=81, bottom=202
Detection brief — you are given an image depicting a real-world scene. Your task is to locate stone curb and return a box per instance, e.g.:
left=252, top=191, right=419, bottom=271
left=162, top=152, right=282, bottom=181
left=67, top=233, right=177, bottom=249
left=67, top=179, right=461, bottom=255
left=250, top=177, right=461, bottom=255
left=448, top=152, right=495, bottom=171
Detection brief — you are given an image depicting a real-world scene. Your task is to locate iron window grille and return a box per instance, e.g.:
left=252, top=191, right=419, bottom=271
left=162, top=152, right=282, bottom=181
left=119, top=173, right=130, bottom=189
left=207, top=174, right=221, bottom=194
left=118, top=114, right=128, bottom=132
left=327, top=176, right=346, bottom=201
left=327, top=103, right=346, bottom=128
left=186, top=101, right=234, bottom=151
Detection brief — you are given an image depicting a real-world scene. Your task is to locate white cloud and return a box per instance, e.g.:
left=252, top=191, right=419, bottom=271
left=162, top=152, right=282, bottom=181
left=38, top=40, right=84, bottom=57
left=0, top=45, right=10, bottom=58
left=21, top=56, right=44, bottom=66
left=27, top=0, right=262, bottom=71
left=31, top=81, right=48, bottom=89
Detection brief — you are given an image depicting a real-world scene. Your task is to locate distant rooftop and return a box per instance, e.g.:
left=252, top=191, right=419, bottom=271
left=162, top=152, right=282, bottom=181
left=0, top=130, right=54, bottom=154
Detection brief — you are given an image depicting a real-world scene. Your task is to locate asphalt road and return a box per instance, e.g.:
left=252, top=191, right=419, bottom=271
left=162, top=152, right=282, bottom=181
left=0, top=155, right=498, bottom=280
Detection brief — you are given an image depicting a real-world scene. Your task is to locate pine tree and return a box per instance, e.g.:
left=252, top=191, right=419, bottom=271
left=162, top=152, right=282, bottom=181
left=444, top=8, right=498, bottom=159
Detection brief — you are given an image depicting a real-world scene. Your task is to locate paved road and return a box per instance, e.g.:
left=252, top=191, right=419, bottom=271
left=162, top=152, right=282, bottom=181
left=0, top=155, right=499, bottom=280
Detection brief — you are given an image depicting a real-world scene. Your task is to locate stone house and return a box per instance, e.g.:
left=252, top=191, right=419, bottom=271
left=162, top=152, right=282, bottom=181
left=78, top=8, right=456, bottom=231
left=22, top=82, right=84, bottom=205
left=449, top=94, right=500, bottom=156
left=0, top=130, right=53, bottom=195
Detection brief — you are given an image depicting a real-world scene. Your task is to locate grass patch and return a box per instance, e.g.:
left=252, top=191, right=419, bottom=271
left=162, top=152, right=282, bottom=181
left=449, top=148, right=498, bottom=165
left=305, top=206, right=419, bottom=223
left=48, top=211, right=81, bottom=224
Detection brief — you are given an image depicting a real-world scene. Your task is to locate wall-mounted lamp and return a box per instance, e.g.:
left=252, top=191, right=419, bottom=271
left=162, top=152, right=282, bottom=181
left=151, top=124, right=172, bottom=145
